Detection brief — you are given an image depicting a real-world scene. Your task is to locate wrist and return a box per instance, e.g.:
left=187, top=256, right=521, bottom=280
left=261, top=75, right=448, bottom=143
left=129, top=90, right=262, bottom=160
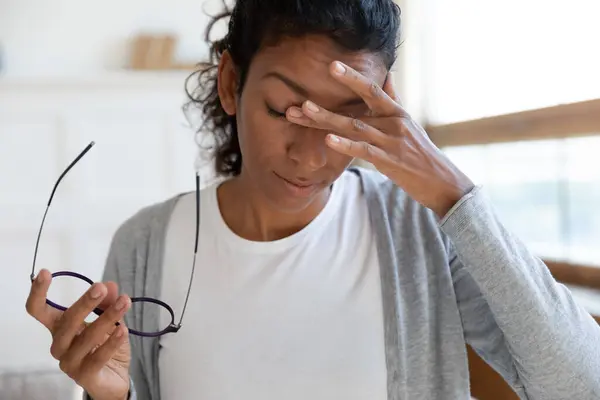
left=87, top=386, right=130, bottom=400
left=432, top=182, right=475, bottom=219
left=91, top=393, right=129, bottom=400
left=432, top=198, right=459, bottom=220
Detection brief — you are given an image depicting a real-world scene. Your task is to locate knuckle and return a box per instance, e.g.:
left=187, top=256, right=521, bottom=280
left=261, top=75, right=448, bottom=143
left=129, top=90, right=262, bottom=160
left=362, top=142, right=374, bottom=156
left=56, top=310, right=77, bottom=331
left=61, top=305, right=76, bottom=320
left=369, top=82, right=381, bottom=98
left=95, top=316, right=116, bottom=333
left=107, top=306, right=122, bottom=320
left=58, top=358, right=67, bottom=372
left=351, top=118, right=366, bottom=132
left=58, top=358, right=75, bottom=377
left=50, top=341, right=63, bottom=360
left=301, top=119, right=315, bottom=128
left=25, top=300, right=35, bottom=316
left=346, top=140, right=355, bottom=152
left=398, top=119, right=410, bottom=135
left=320, top=112, right=332, bottom=124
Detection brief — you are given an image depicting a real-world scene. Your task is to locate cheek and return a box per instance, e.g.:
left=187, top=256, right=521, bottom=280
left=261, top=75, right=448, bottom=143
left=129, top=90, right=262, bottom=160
left=237, top=105, right=289, bottom=166
left=328, top=150, right=354, bottom=170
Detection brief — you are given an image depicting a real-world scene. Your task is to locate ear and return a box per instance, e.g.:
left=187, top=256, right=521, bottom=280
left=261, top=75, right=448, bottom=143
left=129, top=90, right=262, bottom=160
left=217, top=50, right=238, bottom=116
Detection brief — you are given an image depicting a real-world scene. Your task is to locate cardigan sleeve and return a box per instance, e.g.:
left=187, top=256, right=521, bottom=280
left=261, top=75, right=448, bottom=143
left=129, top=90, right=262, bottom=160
left=440, top=185, right=600, bottom=399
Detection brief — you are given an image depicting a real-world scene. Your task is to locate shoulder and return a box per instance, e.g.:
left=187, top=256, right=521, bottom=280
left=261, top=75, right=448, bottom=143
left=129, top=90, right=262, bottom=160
left=101, top=193, right=185, bottom=294
left=108, top=193, right=184, bottom=255
left=347, top=166, right=429, bottom=214
left=347, top=166, right=452, bottom=250
left=346, top=165, right=412, bottom=204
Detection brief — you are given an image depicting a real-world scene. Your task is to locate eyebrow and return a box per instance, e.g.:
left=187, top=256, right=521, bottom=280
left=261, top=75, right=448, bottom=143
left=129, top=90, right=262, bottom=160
left=261, top=71, right=365, bottom=108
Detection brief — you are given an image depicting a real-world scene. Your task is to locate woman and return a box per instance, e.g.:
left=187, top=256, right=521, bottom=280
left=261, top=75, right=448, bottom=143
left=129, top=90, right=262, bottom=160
left=26, top=0, right=600, bottom=399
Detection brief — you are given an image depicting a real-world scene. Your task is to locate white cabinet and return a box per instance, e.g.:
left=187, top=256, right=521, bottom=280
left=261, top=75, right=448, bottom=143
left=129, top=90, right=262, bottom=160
left=0, top=71, right=214, bottom=370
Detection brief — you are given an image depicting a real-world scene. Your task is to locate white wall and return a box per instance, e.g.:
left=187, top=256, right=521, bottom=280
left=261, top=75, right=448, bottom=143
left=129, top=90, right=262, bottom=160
left=0, top=0, right=231, bottom=77
left=0, top=0, right=228, bottom=374
left=0, top=71, right=219, bottom=372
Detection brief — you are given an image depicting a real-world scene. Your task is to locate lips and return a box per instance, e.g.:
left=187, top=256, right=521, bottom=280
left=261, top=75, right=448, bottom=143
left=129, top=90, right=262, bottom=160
left=286, top=178, right=315, bottom=188
left=274, top=173, right=320, bottom=197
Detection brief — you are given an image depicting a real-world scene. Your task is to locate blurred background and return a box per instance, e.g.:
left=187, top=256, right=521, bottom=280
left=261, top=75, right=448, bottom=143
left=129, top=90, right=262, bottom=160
left=0, top=0, right=598, bottom=399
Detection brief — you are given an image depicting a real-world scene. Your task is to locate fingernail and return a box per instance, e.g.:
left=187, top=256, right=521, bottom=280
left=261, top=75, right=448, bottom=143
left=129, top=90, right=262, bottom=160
left=90, top=284, right=104, bottom=299
left=288, top=107, right=303, bottom=118
left=333, top=61, right=346, bottom=75
left=328, top=134, right=341, bottom=144
left=305, top=101, right=319, bottom=113
left=36, top=271, right=47, bottom=285
left=115, top=296, right=128, bottom=311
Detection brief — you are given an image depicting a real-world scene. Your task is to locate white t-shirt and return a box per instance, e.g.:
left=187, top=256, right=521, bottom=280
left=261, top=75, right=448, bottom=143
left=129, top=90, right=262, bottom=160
left=158, top=170, right=386, bottom=400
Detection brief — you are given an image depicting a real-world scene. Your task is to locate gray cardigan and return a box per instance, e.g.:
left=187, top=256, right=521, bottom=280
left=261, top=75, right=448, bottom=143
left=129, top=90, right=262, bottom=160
left=89, top=167, right=600, bottom=399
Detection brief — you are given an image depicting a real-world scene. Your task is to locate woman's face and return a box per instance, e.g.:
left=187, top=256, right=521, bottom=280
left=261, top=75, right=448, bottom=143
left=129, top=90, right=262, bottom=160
left=218, top=35, right=388, bottom=212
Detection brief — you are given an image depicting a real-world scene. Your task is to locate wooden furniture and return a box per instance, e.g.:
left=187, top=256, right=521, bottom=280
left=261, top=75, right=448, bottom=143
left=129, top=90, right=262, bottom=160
left=426, top=98, right=600, bottom=147
left=468, top=346, right=519, bottom=400
left=128, top=34, right=205, bottom=71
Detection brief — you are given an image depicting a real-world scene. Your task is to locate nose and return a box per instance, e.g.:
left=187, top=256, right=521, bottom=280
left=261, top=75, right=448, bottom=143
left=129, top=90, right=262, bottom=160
left=287, top=127, right=328, bottom=171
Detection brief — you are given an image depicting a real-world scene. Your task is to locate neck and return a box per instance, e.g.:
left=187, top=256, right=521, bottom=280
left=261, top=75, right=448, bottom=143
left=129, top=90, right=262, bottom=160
left=217, top=171, right=330, bottom=242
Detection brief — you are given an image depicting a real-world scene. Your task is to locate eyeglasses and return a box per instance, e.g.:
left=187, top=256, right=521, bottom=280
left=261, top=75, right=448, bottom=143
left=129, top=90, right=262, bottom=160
left=30, top=141, right=200, bottom=337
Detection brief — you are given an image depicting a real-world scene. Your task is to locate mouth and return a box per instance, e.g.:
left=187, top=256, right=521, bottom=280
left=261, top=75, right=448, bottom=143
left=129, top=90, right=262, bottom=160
left=274, top=173, right=320, bottom=198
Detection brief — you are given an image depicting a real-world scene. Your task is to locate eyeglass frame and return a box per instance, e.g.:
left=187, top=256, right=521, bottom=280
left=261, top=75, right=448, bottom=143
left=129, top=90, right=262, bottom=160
left=29, top=141, right=200, bottom=337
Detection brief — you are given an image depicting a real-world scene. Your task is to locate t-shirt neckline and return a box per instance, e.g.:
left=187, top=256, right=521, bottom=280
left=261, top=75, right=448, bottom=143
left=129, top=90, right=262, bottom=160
left=204, top=176, right=345, bottom=254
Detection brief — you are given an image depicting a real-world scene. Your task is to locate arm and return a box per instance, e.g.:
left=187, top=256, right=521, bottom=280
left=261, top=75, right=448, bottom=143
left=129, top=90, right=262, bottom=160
left=440, top=186, right=600, bottom=399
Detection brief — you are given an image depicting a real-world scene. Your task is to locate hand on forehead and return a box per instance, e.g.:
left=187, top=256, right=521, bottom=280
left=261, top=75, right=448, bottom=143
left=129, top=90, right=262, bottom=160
left=251, top=36, right=389, bottom=113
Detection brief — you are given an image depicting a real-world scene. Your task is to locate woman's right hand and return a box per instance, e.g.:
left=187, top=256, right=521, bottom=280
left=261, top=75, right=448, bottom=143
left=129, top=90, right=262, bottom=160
left=26, top=269, right=132, bottom=400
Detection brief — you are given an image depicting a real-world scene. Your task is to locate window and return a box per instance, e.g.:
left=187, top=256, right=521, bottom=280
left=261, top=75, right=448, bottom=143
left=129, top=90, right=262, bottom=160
left=406, top=0, right=600, bottom=268
left=422, top=0, right=600, bottom=124
left=444, top=136, right=600, bottom=266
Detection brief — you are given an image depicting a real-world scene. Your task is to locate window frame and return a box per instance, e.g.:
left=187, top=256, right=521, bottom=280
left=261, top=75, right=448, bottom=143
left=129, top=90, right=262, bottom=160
left=424, top=99, right=600, bottom=315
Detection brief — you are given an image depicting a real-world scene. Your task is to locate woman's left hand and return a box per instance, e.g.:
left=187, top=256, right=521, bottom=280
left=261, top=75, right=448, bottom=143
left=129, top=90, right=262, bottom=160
left=286, top=61, right=475, bottom=219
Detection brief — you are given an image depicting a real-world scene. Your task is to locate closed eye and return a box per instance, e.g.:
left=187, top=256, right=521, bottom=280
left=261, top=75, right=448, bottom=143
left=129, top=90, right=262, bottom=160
left=265, top=103, right=287, bottom=119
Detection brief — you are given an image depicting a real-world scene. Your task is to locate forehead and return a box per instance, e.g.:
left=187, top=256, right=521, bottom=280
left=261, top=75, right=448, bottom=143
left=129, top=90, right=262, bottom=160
left=248, top=35, right=388, bottom=104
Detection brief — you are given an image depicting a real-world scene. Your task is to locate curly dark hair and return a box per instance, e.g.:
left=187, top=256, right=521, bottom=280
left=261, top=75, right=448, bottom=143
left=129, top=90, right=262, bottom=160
left=184, top=0, right=402, bottom=177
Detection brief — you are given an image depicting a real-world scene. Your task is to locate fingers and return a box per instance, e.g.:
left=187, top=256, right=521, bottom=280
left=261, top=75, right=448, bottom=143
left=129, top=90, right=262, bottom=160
left=326, top=133, right=396, bottom=169
left=59, top=294, right=130, bottom=375
left=98, top=281, right=119, bottom=311
left=50, top=283, right=108, bottom=361
left=80, top=324, right=129, bottom=377
left=26, top=269, right=61, bottom=330
left=286, top=102, right=388, bottom=147
left=329, top=61, right=400, bottom=117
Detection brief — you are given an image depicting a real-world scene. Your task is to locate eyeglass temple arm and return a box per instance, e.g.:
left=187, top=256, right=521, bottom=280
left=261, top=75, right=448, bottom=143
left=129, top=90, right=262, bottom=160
left=30, top=141, right=96, bottom=280
left=176, top=172, right=200, bottom=328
